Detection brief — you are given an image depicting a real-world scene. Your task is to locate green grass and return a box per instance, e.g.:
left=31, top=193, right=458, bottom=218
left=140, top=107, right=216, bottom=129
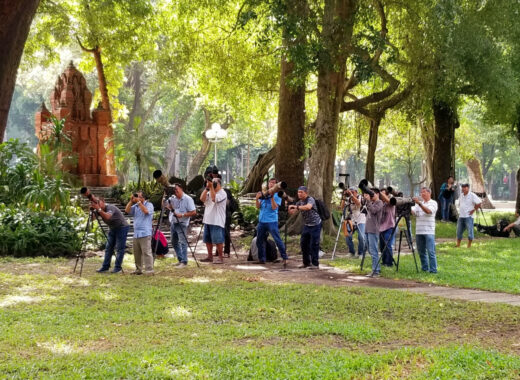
left=1, top=257, right=520, bottom=378
left=329, top=236, right=520, bottom=294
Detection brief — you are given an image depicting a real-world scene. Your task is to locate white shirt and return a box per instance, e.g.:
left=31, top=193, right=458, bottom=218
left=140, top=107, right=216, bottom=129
left=202, top=189, right=227, bottom=228
left=412, top=199, right=438, bottom=235
left=349, top=195, right=366, bottom=225
left=458, top=191, right=481, bottom=218
left=514, top=216, right=520, bottom=226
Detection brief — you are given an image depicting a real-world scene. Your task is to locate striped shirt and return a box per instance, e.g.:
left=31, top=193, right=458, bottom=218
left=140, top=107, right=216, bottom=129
left=412, top=199, right=438, bottom=235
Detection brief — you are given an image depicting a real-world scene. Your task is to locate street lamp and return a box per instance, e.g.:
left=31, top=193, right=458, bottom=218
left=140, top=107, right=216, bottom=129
left=205, top=123, right=227, bottom=167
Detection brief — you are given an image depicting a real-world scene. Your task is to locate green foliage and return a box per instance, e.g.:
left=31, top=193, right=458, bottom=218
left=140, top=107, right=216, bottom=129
left=241, top=205, right=259, bottom=225
left=0, top=205, right=98, bottom=257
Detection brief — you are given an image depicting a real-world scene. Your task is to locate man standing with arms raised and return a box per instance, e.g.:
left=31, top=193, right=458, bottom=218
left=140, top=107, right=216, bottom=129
left=255, top=178, right=288, bottom=267
left=166, top=184, right=196, bottom=268
left=125, top=191, right=154, bottom=275
left=200, top=177, right=227, bottom=264
left=412, top=187, right=438, bottom=273
left=456, top=184, right=482, bottom=248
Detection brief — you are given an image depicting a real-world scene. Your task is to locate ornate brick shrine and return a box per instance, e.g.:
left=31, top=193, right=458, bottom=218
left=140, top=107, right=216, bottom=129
left=35, top=62, right=118, bottom=186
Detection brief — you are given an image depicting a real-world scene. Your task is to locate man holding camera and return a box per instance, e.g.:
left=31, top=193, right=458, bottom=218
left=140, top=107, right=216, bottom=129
left=456, top=183, right=482, bottom=248
left=91, top=198, right=130, bottom=273
left=125, top=191, right=155, bottom=275
left=288, top=186, right=322, bottom=269
left=412, top=187, right=438, bottom=273
left=439, top=176, right=457, bottom=222
left=340, top=187, right=366, bottom=258
left=165, top=184, right=196, bottom=268
left=364, top=188, right=384, bottom=277
left=255, top=178, right=288, bottom=266
left=200, top=177, right=227, bottom=264
left=379, top=188, right=396, bottom=267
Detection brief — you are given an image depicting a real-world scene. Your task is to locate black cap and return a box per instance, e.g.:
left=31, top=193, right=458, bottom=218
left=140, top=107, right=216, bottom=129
left=461, top=183, right=470, bottom=187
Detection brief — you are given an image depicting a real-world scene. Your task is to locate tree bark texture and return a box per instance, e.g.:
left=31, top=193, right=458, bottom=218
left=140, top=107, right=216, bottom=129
left=466, top=157, right=494, bottom=209
left=92, top=48, right=111, bottom=115
left=364, top=117, right=381, bottom=184
left=275, top=56, right=305, bottom=194
left=418, top=117, right=434, bottom=188
left=0, top=0, right=41, bottom=142
left=307, top=0, right=357, bottom=233
left=187, top=109, right=212, bottom=181
left=165, top=110, right=192, bottom=178
left=431, top=100, right=458, bottom=201
left=240, top=147, right=276, bottom=195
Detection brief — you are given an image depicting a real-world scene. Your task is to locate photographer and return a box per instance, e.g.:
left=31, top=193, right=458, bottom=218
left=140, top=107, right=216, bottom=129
left=456, top=184, right=482, bottom=248
left=503, top=212, right=520, bottom=237
left=379, top=189, right=396, bottom=267
left=340, top=187, right=366, bottom=258
left=200, top=177, right=227, bottom=264
left=439, top=176, right=456, bottom=222
left=288, top=186, right=322, bottom=269
left=364, top=188, right=383, bottom=277
left=125, top=191, right=154, bottom=275
left=255, top=178, right=288, bottom=266
left=165, top=184, right=196, bottom=268
left=90, top=198, right=130, bottom=274
left=412, top=187, right=438, bottom=273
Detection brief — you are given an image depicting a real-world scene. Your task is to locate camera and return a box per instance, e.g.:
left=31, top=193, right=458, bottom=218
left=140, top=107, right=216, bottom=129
left=133, top=193, right=139, bottom=198
left=259, top=181, right=287, bottom=199
left=390, top=196, right=415, bottom=217
left=80, top=187, right=98, bottom=204
left=358, top=179, right=375, bottom=198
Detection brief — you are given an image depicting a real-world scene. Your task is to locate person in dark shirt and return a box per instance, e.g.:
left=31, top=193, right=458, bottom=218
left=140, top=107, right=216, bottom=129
left=288, top=186, right=322, bottom=269
left=439, top=176, right=456, bottom=222
left=90, top=198, right=130, bottom=273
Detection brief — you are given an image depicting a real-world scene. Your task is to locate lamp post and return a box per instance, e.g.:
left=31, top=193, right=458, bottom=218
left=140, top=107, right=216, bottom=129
left=205, top=123, right=227, bottom=167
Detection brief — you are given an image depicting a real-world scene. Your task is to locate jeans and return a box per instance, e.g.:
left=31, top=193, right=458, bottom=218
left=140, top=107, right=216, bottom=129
left=367, top=232, right=380, bottom=274
left=171, top=223, right=189, bottom=264
left=457, top=217, right=474, bottom=240
left=380, top=228, right=394, bottom=266
left=256, top=221, right=288, bottom=262
left=301, top=223, right=322, bottom=266
left=346, top=223, right=366, bottom=255
left=440, top=197, right=452, bottom=221
left=416, top=234, right=437, bottom=273
left=101, top=225, right=130, bottom=271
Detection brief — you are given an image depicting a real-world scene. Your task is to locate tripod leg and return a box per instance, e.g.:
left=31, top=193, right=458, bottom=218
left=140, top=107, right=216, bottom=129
left=230, top=237, right=239, bottom=259
left=192, top=224, right=204, bottom=258
left=396, top=230, right=403, bottom=272
left=75, top=212, right=92, bottom=274
left=152, top=205, right=166, bottom=258
left=331, top=214, right=345, bottom=260
left=404, top=217, right=419, bottom=273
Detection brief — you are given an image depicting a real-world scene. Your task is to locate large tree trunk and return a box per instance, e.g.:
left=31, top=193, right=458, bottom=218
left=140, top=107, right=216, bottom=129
left=241, top=147, right=276, bottom=194
left=364, top=116, right=381, bottom=183
left=165, top=110, right=192, bottom=178
left=275, top=55, right=305, bottom=194
left=307, top=0, right=356, bottom=233
left=431, top=100, right=458, bottom=201
left=93, top=48, right=111, bottom=115
left=0, top=0, right=41, bottom=142
left=418, top=116, right=434, bottom=188
left=466, top=157, right=495, bottom=209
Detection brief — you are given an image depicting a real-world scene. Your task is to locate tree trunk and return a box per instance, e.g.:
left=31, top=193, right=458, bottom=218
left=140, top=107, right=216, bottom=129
left=165, top=110, right=192, bottom=177
left=307, top=0, right=356, bottom=234
left=466, top=157, right=494, bottom=209
left=418, top=116, right=434, bottom=188
left=516, top=168, right=520, bottom=213
left=275, top=55, right=305, bottom=194
left=431, top=100, right=458, bottom=201
left=364, top=117, right=381, bottom=183
left=92, top=48, right=111, bottom=115
left=241, top=147, right=276, bottom=194
left=0, top=0, right=41, bottom=142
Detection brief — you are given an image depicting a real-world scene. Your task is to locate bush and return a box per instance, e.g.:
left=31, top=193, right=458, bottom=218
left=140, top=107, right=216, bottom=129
left=0, top=205, right=102, bottom=257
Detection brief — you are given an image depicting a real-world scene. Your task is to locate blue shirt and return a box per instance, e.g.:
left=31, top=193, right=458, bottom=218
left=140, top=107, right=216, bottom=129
left=259, top=193, right=281, bottom=223
left=167, top=193, right=196, bottom=225
left=129, top=201, right=154, bottom=238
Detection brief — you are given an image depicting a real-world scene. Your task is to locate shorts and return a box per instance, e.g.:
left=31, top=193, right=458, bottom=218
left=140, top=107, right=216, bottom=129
left=203, top=224, right=225, bottom=244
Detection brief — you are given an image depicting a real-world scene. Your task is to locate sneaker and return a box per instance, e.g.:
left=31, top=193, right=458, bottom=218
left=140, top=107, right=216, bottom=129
left=96, top=268, right=109, bottom=273
left=365, top=272, right=380, bottom=278
left=282, top=260, right=288, bottom=270
left=200, top=257, right=213, bottom=263
left=308, top=264, right=319, bottom=270
left=143, top=271, right=155, bottom=276
left=110, top=268, right=122, bottom=274
left=130, top=270, right=143, bottom=275
left=298, top=264, right=309, bottom=269
left=173, top=262, right=182, bottom=267
left=175, top=263, right=187, bottom=268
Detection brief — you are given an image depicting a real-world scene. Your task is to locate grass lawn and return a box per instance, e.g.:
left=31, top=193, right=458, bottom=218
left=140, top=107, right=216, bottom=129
left=1, top=257, right=520, bottom=378
left=328, top=224, right=520, bottom=294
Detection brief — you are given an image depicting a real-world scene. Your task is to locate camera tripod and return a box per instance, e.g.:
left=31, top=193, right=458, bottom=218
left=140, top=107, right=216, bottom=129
left=74, top=209, right=108, bottom=277
left=361, top=214, right=419, bottom=274
left=192, top=220, right=239, bottom=260
left=171, top=213, right=201, bottom=268
left=331, top=201, right=349, bottom=259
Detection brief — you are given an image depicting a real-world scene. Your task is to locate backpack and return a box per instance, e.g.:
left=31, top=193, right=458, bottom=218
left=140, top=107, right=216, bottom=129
left=247, top=236, right=278, bottom=262
left=314, top=198, right=330, bottom=221
left=152, top=230, right=169, bottom=256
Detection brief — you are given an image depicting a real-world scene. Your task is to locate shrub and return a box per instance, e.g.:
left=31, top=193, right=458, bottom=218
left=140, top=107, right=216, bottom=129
left=0, top=205, right=102, bottom=257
